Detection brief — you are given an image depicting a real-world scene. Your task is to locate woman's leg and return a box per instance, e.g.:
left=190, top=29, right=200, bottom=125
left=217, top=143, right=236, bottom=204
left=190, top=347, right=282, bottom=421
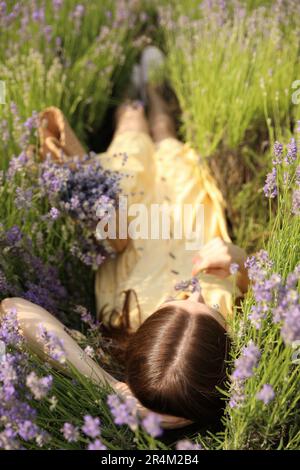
left=147, top=85, right=177, bottom=144
left=113, top=100, right=150, bottom=137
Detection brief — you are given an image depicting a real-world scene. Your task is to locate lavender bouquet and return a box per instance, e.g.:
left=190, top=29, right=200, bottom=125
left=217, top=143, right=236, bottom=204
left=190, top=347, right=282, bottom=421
left=39, top=154, right=122, bottom=270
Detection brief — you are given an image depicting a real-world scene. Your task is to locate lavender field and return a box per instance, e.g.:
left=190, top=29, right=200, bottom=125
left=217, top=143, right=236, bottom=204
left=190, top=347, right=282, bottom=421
left=0, top=0, right=300, bottom=451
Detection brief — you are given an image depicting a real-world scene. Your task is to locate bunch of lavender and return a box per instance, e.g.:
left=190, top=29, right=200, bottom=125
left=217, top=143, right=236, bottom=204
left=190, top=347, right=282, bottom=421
left=38, top=155, right=122, bottom=270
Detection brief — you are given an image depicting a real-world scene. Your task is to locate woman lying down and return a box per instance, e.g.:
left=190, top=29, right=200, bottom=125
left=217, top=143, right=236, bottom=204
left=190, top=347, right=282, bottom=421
left=0, top=46, right=250, bottom=432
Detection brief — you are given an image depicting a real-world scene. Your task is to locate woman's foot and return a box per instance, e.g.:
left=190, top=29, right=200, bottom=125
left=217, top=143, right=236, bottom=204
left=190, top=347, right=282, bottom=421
left=140, top=45, right=165, bottom=106
left=113, top=63, right=150, bottom=137
left=140, top=46, right=177, bottom=143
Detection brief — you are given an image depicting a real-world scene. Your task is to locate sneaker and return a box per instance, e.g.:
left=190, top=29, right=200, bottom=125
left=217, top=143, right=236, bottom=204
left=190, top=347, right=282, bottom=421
left=125, top=63, right=143, bottom=102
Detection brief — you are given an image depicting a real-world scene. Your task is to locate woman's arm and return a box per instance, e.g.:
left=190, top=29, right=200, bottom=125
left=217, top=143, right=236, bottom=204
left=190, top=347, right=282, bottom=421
left=0, top=297, right=117, bottom=389
left=192, top=237, right=250, bottom=294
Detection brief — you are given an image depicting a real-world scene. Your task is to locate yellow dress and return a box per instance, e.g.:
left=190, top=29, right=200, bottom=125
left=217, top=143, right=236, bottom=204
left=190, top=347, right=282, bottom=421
left=95, top=131, right=242, bottom=331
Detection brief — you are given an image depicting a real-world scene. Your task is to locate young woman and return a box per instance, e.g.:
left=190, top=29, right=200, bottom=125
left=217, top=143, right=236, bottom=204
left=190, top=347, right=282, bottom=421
left=0, top=47, right=250, bottom=430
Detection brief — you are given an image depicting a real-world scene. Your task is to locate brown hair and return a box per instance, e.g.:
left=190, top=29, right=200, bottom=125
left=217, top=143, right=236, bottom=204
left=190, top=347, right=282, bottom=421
left=99, top=295, right=231, bottom=424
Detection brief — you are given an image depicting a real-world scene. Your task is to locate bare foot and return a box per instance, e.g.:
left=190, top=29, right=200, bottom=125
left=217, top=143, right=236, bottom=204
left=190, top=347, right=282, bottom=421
left=147, top=85, right=177, bottom=143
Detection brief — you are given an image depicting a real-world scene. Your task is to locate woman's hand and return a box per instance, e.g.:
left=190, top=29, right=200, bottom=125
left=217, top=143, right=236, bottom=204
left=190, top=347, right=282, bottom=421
left=191, top=237, right=249, bottom=293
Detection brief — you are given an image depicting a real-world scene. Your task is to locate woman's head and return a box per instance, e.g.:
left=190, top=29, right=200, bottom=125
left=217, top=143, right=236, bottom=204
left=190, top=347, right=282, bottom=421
left=125, top=292, right=230, bottom=424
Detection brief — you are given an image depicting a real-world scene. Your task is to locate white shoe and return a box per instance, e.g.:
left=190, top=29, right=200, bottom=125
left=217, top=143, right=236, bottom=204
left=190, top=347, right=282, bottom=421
left=140, top=46, right=166, bottom=106
left=130, top=64, right=142, bottom=94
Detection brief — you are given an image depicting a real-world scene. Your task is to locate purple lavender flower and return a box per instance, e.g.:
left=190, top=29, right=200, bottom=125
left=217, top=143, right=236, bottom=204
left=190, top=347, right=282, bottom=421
left=82, top=415, right=101, bottom=438
left=7, top=152, right=28, bottom=179
left=245, top=250, right=287, bottom=329
left=23, top=112, right=39, bottom=131
left=39, top=160, right=70, bottom=195
left=0, top=428, right=20, bottom=450
left=35, top=430, right=50, bottom=448
left=88, top=439, right=107, bottom=450
left=0, top=2, right=7, bottom=16
left=176, top=439, right=203, bottom=450
left=6, top=225, right=22, bottom=245
left=229, top=263, right=239, bottom=275
left=26, top=372, right=53, bottom=400
left=61, top=423, right=79, bottom=443
left=52, top=0, right=63, bottom=10
left=70, top=238, right=106, bottom=270
left=281, top=304, right=300, bottom=344
left=32, top=8, right=45, bottom=23
left=18, top=420, right=39, bottom=441
left=36, top=324, right=66, bottom=364
left=43, top=25, right=53, bottom=43
left=174, top=276, right=201, bottom=293
left=272, top=141, right=283, bottom=165
left=74, top=305, right=98, bottom=330
left=107, top=393, right=138, bottom=431
left=292, top=189, right=300, bottom=215
left=84, top=346, right=94, bottom=358
left=232, top=341, right=261, bottom=381
left=284, top=138, right=297, bottom=165
left=141, top=412, right=163, bottom=438
left=263, top=167, right=277, bottom=198
left=0, top=348, right=44, bottom=450
left=248, top=304, right=268, bottom=330
left=190, top=276, right=201, bottom=292
left=49, top=207, right=60, bottom=220
left=15, top=187, right=32, bottom=211
left=24, top=283, right=61, bottom=315
left=229, top=379, right=246, bottom=409
left=73, top=4, right=85, bottom=19
left=256, top=384, right=275, bottom=404
left=96, top=194, right=115, bottom=220
left=245, top=250, right=273, bottom=281
left=0, top=307, right=23, bottom=346
left=0, top=119, right=9, bottom=143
